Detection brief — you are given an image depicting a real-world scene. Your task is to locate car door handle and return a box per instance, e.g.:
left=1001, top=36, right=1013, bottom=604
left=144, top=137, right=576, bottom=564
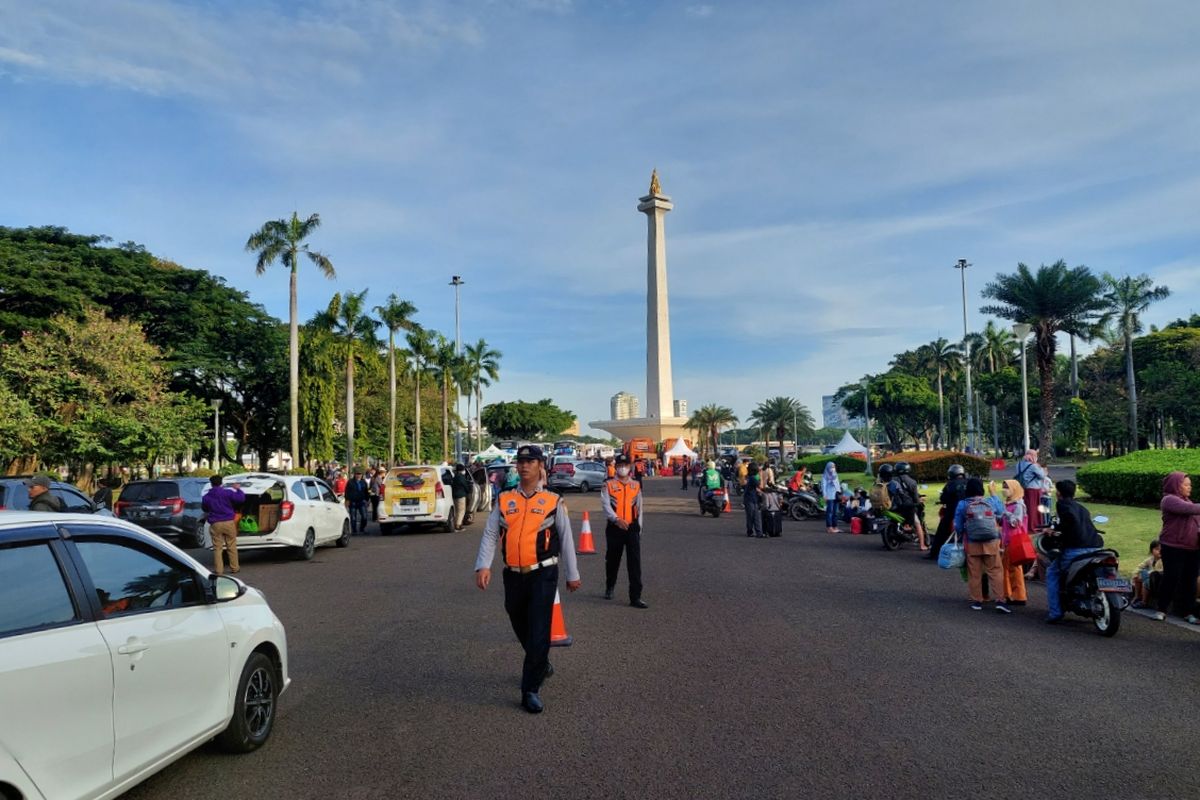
left=117, top=641, right=149, bottom=655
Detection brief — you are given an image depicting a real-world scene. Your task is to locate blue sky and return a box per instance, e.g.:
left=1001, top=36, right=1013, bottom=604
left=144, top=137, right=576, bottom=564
left=3, top=0, right=1200, bottom=435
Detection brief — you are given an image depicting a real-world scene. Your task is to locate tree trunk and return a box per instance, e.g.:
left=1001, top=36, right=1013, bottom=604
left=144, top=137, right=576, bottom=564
left=1069, top=334, right=1080, bottom=398
left=476, top=385, right=484, bottom=452
left=346, top=345, right=355, bottom=467
left=388, top=331, right=396, bottom=467
left=289, top=264, right=300, bottom=470
left=1036, top=328, right=1057, bottom=451
left=414, top=369, right=422, bottom=464
left=936, top=371, right=945, bottom=449
left=1125, top=324, right=1139, bottom=452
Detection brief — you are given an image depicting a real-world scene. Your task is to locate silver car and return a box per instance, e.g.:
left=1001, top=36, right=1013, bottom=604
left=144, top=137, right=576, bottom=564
left=547, top=460, right=607, bottom=493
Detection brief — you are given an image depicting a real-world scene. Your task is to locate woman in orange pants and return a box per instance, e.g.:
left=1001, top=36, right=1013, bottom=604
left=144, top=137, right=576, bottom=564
left=1000, top=479, right=1028, bottom=605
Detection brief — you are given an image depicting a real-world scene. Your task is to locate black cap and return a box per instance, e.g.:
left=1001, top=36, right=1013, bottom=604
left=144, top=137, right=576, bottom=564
left=614, top=454, right=630, bottom=465
left=515, top=445, right=544, bottom=461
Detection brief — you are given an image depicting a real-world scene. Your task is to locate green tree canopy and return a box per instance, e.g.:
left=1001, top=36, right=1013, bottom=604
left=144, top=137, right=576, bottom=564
left=481, top=399, right=575, bottom=440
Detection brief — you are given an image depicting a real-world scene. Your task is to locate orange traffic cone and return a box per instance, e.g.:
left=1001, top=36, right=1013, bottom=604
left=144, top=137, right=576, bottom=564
left=723, top=489, right=732, bottom=513
left=577, top=511, right=596, bottom=554
left=550, top=589, right=573, bottom=647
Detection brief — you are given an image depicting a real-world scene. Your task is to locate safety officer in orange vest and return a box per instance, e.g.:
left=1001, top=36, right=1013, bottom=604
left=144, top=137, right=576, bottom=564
left=475, top=445, right=580, bottom=714
left=601, top=454, right=648, bottom=609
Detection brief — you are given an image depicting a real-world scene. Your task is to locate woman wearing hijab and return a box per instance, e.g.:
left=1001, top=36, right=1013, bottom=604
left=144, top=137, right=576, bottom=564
left=821, top=462, right=841, bottom=534
left=999, top=479, right=1028, bottom=606
left=1014, top=449, right=1048, bottom=528
left=1155, top=472, right=1200, bottom=623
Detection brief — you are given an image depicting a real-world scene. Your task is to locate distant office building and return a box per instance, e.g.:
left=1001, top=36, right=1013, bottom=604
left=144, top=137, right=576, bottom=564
left=822, top=394, right=864, bottom=429
left=673, top=399, right=688, bottom=417
left=611, top=391, right=640, bottom=420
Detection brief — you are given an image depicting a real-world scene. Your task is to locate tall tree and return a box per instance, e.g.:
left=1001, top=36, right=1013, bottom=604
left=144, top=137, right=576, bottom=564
left=406, top=327, right=436, bottom=463
left=977, top=320, right=1017, bottom=452
left=980, top=261, right=1106, bottom=448
left=911, top=338, right=960, bottom=448
left=464, top=339, right=502, bottom=451
left=686, top=404, right=739, bottom=458
left=375, top=295, right=419, bottom=466
left=312, top=290, right=379, bottom=467
left=1101, top=273, right=1171, bottom=451
left=750, top=397, right=813, bottom=460
left=246, top=212, right=335, bottom=468
left=431, top=334, right=462, bottom=462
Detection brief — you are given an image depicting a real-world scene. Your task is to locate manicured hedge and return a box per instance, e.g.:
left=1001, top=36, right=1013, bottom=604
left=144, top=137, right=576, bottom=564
left=1076, top=449, right=1200, bottom=505
left=873, top=450, right=992, bottom=481
left=794, top=453, right=868, bottom=474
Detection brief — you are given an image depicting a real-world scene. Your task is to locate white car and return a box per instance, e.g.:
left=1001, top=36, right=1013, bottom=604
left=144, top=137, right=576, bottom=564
left=207, top=473, right=350, bottom=560
left=0, top=512, right=290, bottom=800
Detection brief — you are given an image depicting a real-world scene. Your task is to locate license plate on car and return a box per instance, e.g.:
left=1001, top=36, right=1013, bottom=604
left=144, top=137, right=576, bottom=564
left=1097, top=578, right=1131, bottom=592
left=393, top=501, right=427, bottom=515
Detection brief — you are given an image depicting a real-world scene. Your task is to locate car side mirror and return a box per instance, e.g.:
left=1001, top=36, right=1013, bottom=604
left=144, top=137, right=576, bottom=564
left=212, top=575, right=247, bottom=602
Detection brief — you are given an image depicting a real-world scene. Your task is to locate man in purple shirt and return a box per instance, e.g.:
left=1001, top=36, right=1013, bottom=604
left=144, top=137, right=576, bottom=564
left=202, top=475, right=245, bottom=575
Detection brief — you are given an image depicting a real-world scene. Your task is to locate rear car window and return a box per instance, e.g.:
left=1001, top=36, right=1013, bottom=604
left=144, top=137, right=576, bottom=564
left=120, top=482, right=181, bottom=503
left=0, top=543, right=78, bottom=636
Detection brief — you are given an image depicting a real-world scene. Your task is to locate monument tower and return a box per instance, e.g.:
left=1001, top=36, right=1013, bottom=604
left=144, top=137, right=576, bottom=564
left=590, top=170, right=689, bottom=444
left=640, top=169, right=674, bottom=420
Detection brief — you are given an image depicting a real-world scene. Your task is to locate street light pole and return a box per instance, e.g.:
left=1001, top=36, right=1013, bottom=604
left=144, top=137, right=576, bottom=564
left=212, top=398, right=222, bottom=469
left=1014, top=323, right=1032, bottom=453
left=450, top=276, right=464, bottom=464
left=862, top=378, right=872, bottom=474
left=955, top=259, right=976, bottom=453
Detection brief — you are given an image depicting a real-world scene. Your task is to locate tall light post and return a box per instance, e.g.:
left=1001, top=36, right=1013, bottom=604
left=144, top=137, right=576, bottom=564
left=211, top=398, right=222, bottom=469
left=1013, top=323, right=1032, bottom=453
left=862, top=378, right=872, bottom=474
left=955, top=259, right=976, bottom=453
left=450, top=276, right=464, bottom=464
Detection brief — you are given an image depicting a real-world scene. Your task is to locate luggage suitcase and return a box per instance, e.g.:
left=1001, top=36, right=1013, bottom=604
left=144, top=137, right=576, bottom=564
left=762, top=509, right=783, bottom=537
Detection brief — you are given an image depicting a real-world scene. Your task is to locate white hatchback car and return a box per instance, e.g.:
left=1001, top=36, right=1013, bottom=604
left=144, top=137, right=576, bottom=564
left=0, top=512, right=290, bottom=800
left=206, top=473, right=351, bottom=559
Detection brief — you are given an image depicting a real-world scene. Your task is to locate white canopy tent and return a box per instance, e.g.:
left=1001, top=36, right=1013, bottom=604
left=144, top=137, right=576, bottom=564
left=831, top=430, right=867, bottom=455
left=661, top=438, right=699, bottom=460
left=475, top=444, right=508, bottom=462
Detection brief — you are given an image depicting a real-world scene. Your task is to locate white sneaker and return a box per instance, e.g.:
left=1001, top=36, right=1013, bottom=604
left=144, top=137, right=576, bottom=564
left=1154, top=612, right=1166, bottom=621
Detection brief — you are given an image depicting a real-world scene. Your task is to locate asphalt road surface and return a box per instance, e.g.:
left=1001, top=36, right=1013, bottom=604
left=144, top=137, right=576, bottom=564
left=124, top=477, right=1198, bottom=800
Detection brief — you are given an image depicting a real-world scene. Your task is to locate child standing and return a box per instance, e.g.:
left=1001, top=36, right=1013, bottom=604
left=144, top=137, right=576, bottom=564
left=999, top=479, right=1028, bottom=606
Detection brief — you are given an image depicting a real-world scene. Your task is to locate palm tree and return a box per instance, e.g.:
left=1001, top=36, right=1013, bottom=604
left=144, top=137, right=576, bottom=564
left=375, top=295, right=419, bottom=466
left=977, top=320, right=1017, bottom=451
left=1101, top=273, right=1171, bottom=451
left=750, top=397, right=813, bottom=460
left=686, top=404, right=739, bottom=458
left=246, top=212, right=335, bottom=467
left=980, top=261, right=1106, bottom=448
left=431, top=334, right=462, bottom=462
left=463, top=339, right=502, bottom=452
left=312, top=290, right=379, bottom=467
left=913, top=338, right=960, bottom=449
left=405, top=327, right=436, bottom=463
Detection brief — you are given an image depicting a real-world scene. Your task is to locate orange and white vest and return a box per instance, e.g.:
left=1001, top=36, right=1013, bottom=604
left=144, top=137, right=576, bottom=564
left=498, top=489, right=561, bottom=568
left=605, top=478, right=641, bottom=526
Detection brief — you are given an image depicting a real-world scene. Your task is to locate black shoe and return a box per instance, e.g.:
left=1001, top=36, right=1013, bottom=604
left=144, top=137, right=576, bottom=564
left=543, top=662, right=554, bottom=681
left=604, top=588, right=614, bottom=600
left=521, top=692, right=544, bottom=714
left=630, top=599, right=649, bottom=609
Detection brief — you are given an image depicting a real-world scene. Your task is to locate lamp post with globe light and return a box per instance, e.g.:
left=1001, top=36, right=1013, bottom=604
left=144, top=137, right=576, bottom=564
left=1013, top=323, right=1032, bottom=453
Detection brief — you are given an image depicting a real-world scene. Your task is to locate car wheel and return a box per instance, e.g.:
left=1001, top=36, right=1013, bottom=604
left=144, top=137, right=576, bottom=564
left=216, top=651, right=278, bottom=753
left=185, top=529, right=206, bottom=549
left=335, top=519, right=350, bottom=548
left=579, top=481, right=590, bottom=493
left=297, top=528, right=316, bottom=560
left=443, top=517, right=455, bottom=533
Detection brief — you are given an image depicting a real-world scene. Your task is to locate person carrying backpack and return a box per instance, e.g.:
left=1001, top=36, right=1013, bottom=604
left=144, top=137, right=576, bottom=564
left=869, top=464, right=894, bottom=514
left=954, top=478, right=1010, bottom=614
left=888, top=462, right=928, bottom=550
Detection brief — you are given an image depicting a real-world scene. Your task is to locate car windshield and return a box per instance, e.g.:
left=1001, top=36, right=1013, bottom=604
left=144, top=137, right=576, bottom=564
left=120, top=482, right=181, bottom=502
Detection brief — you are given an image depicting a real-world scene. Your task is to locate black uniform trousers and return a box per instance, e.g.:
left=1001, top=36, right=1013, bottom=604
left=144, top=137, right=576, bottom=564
left=502, top=564, right=558, bottom=694
left=605, top=521, right=643, bottom=602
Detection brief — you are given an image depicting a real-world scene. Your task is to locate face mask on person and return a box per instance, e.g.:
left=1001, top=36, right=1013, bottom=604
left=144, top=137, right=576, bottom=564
left=616, top=466, right=630, bottom=478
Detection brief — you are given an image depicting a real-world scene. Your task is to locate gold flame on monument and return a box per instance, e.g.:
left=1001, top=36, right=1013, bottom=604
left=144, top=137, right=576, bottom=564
left=649, top=168, right=661, bottom=196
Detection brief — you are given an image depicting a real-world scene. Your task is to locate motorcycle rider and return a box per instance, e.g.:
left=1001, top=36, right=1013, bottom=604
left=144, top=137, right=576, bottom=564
left=928, top=464, right=969, bottom=560
left=1043, top=479, right=1103, bottom=624
left=888, top=462, right=928, bottom=550
left=699, top=459, right=723, bottom=507
left=869, top=464, right=895, bottom=515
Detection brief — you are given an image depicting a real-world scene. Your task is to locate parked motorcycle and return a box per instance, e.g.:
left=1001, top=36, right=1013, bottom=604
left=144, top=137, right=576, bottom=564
left=1036, top=515, right=1130, bottom=637
left=699, top=487, right=727, bottom=517
left=785, top=489, right=823, bottom=521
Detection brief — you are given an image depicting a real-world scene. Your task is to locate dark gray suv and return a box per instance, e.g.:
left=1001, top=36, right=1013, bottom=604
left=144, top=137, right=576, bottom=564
left=115, top=478, right=210, bottom=548
left=547, top=460, right=607, bottom=493
left=0, top=478, right=111, bottom=515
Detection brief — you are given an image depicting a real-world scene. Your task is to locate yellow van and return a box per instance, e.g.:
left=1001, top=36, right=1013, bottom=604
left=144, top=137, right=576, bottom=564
left=378, top=465, right=455, bottom=534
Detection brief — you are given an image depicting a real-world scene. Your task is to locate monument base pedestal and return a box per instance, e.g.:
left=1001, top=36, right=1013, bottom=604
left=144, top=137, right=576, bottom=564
left=588, top=416, right=692, bottom=445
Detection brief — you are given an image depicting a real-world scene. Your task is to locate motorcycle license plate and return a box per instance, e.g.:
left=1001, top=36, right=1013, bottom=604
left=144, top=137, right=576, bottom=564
left=1097, top=578, right=1131, bottom=592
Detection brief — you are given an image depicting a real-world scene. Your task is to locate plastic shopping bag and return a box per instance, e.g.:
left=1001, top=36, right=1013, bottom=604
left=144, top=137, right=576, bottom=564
left=938, top=534, right=965, bottom=570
